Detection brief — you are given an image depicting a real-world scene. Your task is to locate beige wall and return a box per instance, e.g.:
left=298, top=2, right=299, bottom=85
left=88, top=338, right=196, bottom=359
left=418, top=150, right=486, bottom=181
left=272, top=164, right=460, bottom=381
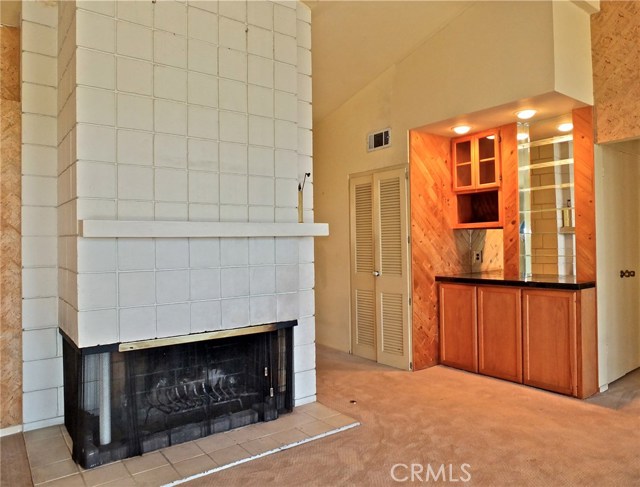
left=553, top=1, right=594, bottom=106
left=314, top=1, right=594, bottom=352
left=595, top=141, right=640, bottom=386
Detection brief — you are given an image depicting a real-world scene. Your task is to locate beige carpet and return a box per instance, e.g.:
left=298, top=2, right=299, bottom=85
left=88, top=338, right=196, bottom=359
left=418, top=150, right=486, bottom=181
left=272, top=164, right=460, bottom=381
left=186, top=345, right=640, bottom=487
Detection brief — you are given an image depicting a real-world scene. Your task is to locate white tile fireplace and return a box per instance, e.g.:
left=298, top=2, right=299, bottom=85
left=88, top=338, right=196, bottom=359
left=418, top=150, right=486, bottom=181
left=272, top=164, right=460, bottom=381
left=21, top=0, right=322, bottom=434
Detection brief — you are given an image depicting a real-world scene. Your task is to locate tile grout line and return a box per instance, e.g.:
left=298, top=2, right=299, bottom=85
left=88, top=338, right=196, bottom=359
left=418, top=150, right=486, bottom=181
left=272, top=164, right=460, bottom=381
left=161, top=421, right=361, bottom=487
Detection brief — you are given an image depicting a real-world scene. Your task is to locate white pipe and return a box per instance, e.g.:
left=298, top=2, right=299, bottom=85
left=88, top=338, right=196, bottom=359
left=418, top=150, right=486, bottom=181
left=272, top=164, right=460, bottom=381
left=99, top=352, right=111, bottom=445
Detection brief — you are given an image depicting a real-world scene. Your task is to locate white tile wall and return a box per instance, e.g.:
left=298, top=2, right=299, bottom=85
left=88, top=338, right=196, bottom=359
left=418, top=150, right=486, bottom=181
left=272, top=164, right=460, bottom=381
left=189, top=171, right=219, bottom=204
left=22, top=329, right=58, bottom=362
left=221, top=267, right=250, bottom=298
left=78, top=309, right=118, bottom=347
left=190, top=268, right=221, bottom=300
left=77, top=10, right=115, bottom=52
left=220, top=142, right=247, bottom=174
left=154, top=134, right=188, bottom=168
left=118, top=165, right=154, bottom=200
left=219, top=1, right=246, bottom=23
left=221, top=297, right=250, bottom=328
left=119, top=306, right=156, bottom=342
left=188, top=7, right=218, bottom=44
left=190, top=300, right=221, bottom=333
left=154, top=30, right=187, bottom=69
left=21, top=2, right=64, bottom=430
left=23, top=389, right=60, bottom=426
left=116, top=1, right=152, bottom=27
left=250, top=295, right=277, bottom=324
left=154, top=0, right=187, bottom=35
left=19, top=1, right=316, bottom=429
left=156, top=239, right=189, bottom=269
left=77, top=273, right=117, bottom=310
left=116, top=57, right=152, bottom=95
left=188, top=72, right=218, bottom=107
left=156, top=270, right=190, bottom=303
left=155, top=168, right=188, bottom=202
left=155, top=100, right=187, bottom=136
left=119, top=271, right=156, bottom=307
left=117, top=93, right=153, bottom=131
left=156, top=303, right=190, bottom=338
left=248, top=1, right=273, bottom=30
left=116, top=21, right=151, bottom=60
left=188, top=38, right=218, bottom=75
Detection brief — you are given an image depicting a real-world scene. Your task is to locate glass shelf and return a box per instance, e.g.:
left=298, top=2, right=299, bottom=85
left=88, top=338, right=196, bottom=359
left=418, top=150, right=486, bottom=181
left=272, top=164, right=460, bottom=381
left=518, top=134, right=573, bottom=150
left=520, top=182, right=573, bottom=193
left=518, top=116, right=576, bottom=278
left=519, top=158, right=574, bottom=172
left=520, top=206, right=574, bottom=214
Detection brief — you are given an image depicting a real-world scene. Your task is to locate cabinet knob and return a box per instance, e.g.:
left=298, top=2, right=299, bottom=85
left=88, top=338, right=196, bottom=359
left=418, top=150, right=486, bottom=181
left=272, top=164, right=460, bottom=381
left=372, top=271, right=380, bottom=277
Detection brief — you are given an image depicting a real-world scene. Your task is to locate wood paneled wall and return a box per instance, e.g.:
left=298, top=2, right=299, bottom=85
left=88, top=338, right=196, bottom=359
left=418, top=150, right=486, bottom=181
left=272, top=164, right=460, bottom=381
left=573, top=106, right=597, bottom=282
left=592, top=1, right=640, bottom=144
left=500, top=124, right=520, bottom=278
left=409, top=125, right=516, bottom=370
left=0, top=25, right=22, bottom=429
left=409, top=131, right=468, bottom=370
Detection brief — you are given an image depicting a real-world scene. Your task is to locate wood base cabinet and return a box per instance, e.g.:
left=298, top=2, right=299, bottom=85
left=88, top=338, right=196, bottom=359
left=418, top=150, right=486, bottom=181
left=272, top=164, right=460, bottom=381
left=439, top=284, right=478, bottom=372
left=478, top=286, right=522, bottom=383
left=439, top=282, right=598, bottom=398
left=523, top=288, right=598, bottom=398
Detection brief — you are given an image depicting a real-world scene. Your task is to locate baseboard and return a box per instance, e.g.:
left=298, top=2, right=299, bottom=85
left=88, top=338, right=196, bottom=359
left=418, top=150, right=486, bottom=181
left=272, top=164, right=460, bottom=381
left=0, top=424, right=23, bottom=437
left=599, top=384, right=609, bottom=393
left=294, top=395, right=317, bottom=407
left=22, top=416, right=64, bottom=433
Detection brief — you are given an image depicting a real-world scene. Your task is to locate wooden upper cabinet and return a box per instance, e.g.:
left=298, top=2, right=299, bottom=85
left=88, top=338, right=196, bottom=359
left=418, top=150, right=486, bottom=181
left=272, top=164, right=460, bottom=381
left=452, top=129, right=501, bottom=193
left=439, top=284, right=478, bottom=373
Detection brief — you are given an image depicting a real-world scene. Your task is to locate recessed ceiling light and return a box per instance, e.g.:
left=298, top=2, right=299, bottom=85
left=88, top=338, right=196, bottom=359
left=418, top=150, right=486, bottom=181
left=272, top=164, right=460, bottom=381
left=517, top=132, right=529, bottom=141
left=557, top=122, right=573, bottom=132
left=453, top=125, right=471, bottom=135
left=516, top=109, right=537, bottom=120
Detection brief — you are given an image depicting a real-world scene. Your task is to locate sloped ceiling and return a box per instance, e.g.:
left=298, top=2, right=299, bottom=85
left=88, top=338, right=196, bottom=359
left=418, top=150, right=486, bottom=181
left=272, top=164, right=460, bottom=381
left=305, top=0, right=473, bottom=123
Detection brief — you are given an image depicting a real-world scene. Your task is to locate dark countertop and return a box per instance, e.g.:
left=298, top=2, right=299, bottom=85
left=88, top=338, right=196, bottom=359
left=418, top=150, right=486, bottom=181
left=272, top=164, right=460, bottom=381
left=435, top=271, right=596, bottom=290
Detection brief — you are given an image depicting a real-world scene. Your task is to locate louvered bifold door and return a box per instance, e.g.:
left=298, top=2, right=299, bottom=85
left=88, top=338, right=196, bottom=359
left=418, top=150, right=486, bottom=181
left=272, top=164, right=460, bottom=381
left=350, top=175, right=377, bottom=360
left=373, top=169, right=411, bottom=369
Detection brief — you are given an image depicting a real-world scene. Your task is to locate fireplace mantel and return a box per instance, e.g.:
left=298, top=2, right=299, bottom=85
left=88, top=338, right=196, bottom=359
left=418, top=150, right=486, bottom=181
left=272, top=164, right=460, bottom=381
left=78, top=220, right=330, bottom=238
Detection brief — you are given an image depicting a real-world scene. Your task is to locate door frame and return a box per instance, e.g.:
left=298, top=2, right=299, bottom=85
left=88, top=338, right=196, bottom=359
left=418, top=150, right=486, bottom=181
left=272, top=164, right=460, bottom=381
left=348, top=164, right=413, bottom=370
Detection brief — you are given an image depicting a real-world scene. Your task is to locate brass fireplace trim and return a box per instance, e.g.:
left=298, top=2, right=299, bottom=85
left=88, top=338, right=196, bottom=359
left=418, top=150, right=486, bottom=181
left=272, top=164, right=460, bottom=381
left=118, top=323, right=280, bottom=352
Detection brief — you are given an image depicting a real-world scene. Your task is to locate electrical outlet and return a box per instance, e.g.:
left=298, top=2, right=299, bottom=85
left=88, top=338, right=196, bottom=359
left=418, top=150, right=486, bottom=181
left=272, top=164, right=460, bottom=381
left=473, top=251, right=483, bottom=264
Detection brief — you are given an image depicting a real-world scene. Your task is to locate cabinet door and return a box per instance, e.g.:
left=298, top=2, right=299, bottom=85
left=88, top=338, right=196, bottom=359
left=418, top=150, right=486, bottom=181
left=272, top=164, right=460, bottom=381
left=478, top=286, right=522, bottom=383
left=439, top=284, right=478, bottom=372
left=476, top=130, right=500, bottom=189
left=522, top=289, right=577, bottom=395
left=452, top=137, right=474, bottom=192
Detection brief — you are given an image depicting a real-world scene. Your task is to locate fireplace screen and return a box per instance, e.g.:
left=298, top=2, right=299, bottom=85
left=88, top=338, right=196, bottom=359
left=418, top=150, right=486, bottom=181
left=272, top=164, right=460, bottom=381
left=62, top=324, right=293, bottom=469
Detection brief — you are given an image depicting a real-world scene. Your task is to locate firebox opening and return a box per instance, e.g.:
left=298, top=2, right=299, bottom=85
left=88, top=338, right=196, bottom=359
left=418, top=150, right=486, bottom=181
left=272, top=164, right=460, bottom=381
left=62, top=322, right=294, bottom=469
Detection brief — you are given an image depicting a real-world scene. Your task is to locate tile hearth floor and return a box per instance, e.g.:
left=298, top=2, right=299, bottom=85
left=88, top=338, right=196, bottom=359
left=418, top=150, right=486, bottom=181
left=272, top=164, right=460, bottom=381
left=24, top=403, right=358, bottom=486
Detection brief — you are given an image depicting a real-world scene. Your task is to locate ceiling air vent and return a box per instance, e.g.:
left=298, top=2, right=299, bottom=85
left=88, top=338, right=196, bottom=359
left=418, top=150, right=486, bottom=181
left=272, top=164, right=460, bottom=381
left=367, top=128, right=390, bottom=152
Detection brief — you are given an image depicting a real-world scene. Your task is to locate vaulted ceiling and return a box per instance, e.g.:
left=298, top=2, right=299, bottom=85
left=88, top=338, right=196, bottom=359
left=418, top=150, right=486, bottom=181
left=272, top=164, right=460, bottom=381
left=304, top=0, right=473, bottom=123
